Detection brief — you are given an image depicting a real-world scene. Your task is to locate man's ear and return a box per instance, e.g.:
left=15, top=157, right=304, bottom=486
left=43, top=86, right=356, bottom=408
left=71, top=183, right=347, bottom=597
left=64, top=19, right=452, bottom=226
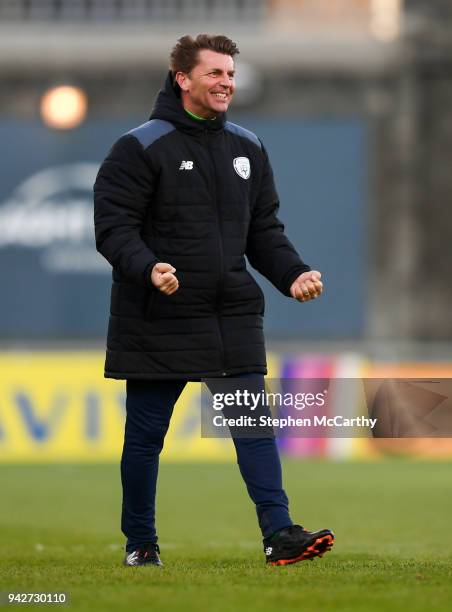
left=175, top=72, right=190, bottom=92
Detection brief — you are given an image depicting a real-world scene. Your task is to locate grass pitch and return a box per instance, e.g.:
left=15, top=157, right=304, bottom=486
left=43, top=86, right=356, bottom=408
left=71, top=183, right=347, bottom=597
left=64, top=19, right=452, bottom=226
left=1, top=460, right=452, bottom=611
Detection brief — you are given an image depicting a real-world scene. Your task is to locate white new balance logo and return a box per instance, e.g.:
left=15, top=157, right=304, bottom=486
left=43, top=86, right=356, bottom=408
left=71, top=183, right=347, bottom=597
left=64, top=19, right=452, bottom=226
left=179, top=160, right=194, bottom=170
left=126, top=551, right=139, bottom=565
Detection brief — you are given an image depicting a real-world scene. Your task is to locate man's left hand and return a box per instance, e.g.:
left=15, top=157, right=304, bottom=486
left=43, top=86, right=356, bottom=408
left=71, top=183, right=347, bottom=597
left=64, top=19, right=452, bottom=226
left=290, top=270, right=323, bottom=302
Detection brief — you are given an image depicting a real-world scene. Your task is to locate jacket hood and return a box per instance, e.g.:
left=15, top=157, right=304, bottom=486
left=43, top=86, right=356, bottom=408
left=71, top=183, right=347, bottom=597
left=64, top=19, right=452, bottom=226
left=149, top=71, right=226, bottom=133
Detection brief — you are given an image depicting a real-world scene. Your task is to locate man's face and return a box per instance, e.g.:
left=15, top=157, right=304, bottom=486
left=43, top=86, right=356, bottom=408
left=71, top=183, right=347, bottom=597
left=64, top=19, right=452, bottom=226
left=176, top=49, right=235, bottom=118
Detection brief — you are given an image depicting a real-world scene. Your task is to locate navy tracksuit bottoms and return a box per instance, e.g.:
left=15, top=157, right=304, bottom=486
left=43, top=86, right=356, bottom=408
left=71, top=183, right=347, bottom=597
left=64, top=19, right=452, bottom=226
left=121, top=373, right=293, bottom=551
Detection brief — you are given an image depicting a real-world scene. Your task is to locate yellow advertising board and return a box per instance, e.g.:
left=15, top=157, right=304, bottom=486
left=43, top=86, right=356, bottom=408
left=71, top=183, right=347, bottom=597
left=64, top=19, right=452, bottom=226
left=4, top=351, right=449, bottom=462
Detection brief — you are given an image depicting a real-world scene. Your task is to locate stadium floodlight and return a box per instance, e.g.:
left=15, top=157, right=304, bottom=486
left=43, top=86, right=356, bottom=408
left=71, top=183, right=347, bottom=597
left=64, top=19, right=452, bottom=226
left=40, top=85, right=88, bottom=130
left=370, top=0, right=402, bottom=41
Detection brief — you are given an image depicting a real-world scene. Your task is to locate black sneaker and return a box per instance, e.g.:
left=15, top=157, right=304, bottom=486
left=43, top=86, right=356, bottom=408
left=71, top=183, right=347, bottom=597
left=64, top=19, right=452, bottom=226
left=123, top=543, right=163, bottom=567
left=264, top=525, right=334, bottom=566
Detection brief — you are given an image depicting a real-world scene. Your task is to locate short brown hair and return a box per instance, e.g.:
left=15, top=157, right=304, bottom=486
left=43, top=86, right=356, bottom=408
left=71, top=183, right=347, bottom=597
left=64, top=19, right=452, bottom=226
left=170, top=34, right=239, bottom=78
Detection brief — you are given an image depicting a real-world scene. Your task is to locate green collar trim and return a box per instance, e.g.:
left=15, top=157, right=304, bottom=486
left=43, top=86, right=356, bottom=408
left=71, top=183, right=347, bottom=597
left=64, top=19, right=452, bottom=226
left=184, top=108, right=216, bottom=121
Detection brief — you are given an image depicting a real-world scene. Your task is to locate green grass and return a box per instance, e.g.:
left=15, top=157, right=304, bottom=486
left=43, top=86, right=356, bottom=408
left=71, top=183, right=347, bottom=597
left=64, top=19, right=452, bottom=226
left=1, top=460, right=452, bottom=611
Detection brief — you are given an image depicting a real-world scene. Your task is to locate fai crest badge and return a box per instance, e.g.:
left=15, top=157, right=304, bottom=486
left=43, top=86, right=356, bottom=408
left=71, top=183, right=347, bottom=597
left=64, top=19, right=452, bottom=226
left=233, top=157, right=251, bottom=180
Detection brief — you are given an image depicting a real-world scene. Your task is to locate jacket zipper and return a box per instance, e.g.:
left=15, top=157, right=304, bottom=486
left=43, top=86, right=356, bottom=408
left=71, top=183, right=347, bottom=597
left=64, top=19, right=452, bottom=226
left=204, top=127, right=227, bottom=376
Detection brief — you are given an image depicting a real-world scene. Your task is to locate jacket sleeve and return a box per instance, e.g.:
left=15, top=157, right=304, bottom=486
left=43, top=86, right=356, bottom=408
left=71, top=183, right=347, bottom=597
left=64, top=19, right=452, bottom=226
left=246, top=144, right=311, bottom=297
left=93, top=134, right=159, bottom=287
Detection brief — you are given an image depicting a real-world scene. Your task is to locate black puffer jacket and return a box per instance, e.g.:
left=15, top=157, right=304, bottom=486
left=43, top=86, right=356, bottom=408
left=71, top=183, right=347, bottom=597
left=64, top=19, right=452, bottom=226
left=94, top=73, right=310, bottom=380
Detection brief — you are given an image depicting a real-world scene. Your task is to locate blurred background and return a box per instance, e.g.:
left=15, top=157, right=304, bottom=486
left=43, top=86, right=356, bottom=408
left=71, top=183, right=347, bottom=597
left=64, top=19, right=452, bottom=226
left=1, top=0, right=452, bottom=462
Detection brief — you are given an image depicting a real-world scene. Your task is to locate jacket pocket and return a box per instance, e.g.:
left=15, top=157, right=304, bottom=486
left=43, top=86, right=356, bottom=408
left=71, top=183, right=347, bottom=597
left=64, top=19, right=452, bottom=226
left=248, top=273, right=265, bottom=316
left=145, top=289, right=158, bottom=320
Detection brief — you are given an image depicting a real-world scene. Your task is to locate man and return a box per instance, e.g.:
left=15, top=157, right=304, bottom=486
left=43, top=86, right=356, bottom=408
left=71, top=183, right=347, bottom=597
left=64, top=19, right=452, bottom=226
left=94, top=34, right=334, bottom=567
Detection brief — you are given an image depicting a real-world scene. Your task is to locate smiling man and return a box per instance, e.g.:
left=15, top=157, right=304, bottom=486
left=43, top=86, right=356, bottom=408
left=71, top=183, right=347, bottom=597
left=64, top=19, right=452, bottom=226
left=94, top=34, right=333, bottom=569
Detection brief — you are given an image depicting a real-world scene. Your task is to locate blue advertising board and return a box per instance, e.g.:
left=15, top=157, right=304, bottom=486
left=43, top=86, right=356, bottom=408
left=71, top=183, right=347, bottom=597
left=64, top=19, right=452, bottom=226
left=0, top=116, right=366, bottom=339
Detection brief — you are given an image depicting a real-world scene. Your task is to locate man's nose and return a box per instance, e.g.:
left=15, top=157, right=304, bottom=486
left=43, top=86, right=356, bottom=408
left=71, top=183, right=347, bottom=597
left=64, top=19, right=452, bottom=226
left=219, top=75, right=232, bottom=88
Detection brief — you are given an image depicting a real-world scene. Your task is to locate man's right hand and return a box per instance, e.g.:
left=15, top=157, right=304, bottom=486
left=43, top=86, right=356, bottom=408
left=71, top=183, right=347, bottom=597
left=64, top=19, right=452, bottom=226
left=150, top=262, right=179, bottom=295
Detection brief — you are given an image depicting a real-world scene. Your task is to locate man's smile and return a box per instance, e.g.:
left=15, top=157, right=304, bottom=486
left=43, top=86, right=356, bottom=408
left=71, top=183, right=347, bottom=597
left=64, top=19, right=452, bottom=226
left=210, top=91, right=230, bottom=101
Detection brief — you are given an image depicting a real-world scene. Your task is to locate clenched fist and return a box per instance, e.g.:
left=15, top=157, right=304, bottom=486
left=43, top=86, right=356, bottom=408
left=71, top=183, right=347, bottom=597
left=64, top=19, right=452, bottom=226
left=150, top=262, right=179, bottom=295
left=290, top=270, right=323, bottom=302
